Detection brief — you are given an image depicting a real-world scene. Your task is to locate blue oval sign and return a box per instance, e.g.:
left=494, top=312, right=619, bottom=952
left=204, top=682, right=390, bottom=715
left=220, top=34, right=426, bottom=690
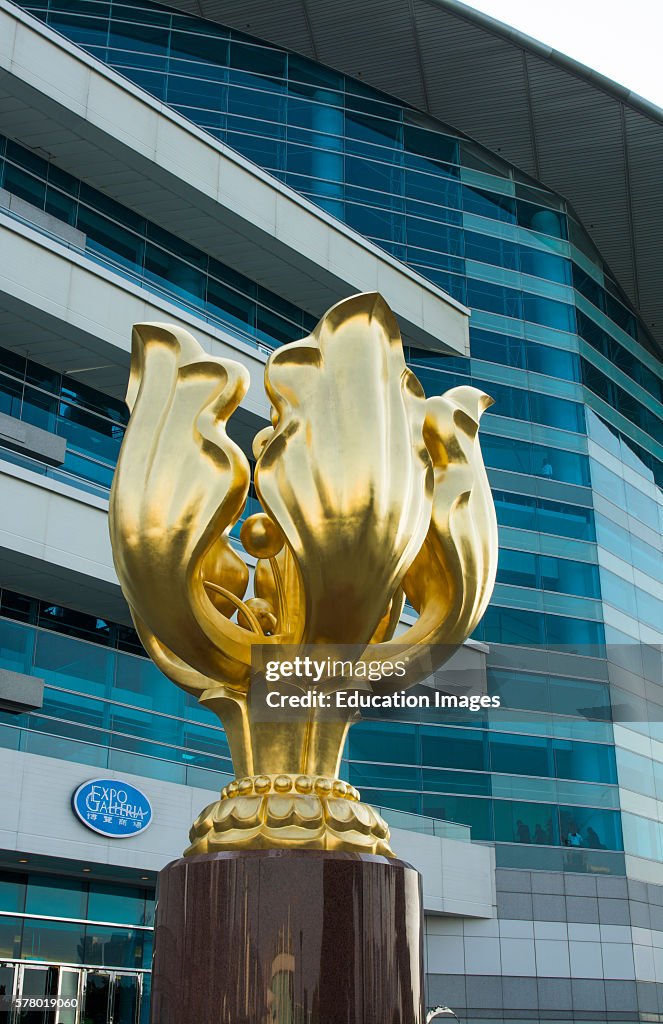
left=72, top=778, right=152, bottom=839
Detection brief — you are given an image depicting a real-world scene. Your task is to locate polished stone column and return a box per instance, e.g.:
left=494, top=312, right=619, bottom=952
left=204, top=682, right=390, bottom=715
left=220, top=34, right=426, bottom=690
left=150, top=849, right=424, bottom=1024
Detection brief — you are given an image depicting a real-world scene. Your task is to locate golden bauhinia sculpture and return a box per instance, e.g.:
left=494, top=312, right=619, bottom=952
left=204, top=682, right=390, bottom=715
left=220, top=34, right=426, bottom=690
left=108, top=292, right=497, bottom=857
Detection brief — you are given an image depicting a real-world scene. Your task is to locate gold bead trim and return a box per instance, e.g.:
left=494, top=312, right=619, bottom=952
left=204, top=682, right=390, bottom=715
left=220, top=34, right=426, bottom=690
left=221, top=774, right=360, bottom=801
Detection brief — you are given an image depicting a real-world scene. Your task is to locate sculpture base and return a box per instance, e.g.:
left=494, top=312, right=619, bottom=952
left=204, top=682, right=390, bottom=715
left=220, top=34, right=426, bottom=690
left=186, top=782, right=393, bottom=857
left=150, top=849, right=424, bottom=1024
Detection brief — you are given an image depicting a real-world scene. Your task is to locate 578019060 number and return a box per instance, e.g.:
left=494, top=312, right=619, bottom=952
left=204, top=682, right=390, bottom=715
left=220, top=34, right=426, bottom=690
left=14, top=998, right=79, bottom=1009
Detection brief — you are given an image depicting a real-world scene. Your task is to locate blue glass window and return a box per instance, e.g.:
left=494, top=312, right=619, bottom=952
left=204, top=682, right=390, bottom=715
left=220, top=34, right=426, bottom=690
left=494, top=800, right=557, bottom=845
left=554, top=741, right=616, bottom=784
left=228, top=40, right=286, bottom=83
left=465, top=232, right=519, bottom=270
left=18, top=387, right=57, bottom=433
left=25, top=877, right=86, bottom=920
left=482, top=436, right=590, bottom=486
left=494, top=492, right=592, bottom=538
left=559, top=806, right=622, bottom=851
left=480, top=606, right=543, bottom=646
left=345, top=203, right=405, bottom=243
left=83, top=926, right=144, bottom=968
left=44, top=184, right=78, bottom=225
left=539, top=556, right=599, bottom=598
left=522, top=295, right=575, bottom=333
left=0, top=872, right=26, bottom=914
left=545, top=615, right=604, bottom=650
left=421, top=768, right=491, bottom=796
left=497, top=549, right=537, bottom=589
left=517, top=202, right=566, bottom=238
left=346, top=111, right=402, bottom=149
left=349, top=762, right=420, bottom=789
left=170, top=29, right=229, bottom=68
left=88, top=885, right=150, bottom=926
left=467, top=280, right=522, bottom=319
left=470, top=328, right=526, bottom=368
left=0, top=918, right=22, bottom=959
left=535, top=498, right=595, bottom=540
left=530, top=392, right=584, bottom=433
left=551, top=678, right=611, bottom=720
left=473, top=379, right=528, bottom=420
left=462, top=186, right=516, bottom=223
left=520, top=246, right=570, bottom=284
left=421, top=795, right=492, bottom=841
left=168, top=73, right=227, bottom=111
left=404, top=126, right=458, bottom=167
left=22, top=920, right=85, bottom=963
left=1, top=162, right=46, bottom=208
left=405, top=169, right=461, bottom=209
left=348, top=721, right=417, bottom=764
left=360, top=788, right=421, bottom=814
left=421, top=727, right=486, bottom=770
left=47, top=7, right=110, bottom=47
left=622, top=813, right=661, bottom=860
left=489, top=669, right=550, bottom=713
left=526, top=342, right=579, bottom=382
left=490, top=733, right=551, bottom=777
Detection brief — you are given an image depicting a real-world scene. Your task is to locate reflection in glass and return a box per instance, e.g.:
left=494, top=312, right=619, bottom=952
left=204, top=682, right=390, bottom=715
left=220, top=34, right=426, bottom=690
left=21, top=920, right=84, bottom=964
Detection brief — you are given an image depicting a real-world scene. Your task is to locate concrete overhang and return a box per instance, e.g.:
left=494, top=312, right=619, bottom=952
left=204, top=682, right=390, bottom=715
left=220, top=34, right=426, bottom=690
left=160, top=0, right=663, bottom=357
left=0, top=1, right=469, bottom=356
left=0, top=212, right=271, bottom=431
left=0, top=459, right=128, bottom=623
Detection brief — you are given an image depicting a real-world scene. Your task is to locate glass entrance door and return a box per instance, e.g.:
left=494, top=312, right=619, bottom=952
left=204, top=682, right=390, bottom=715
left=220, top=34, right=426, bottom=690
left=17, top=966, right=58, bottom=1024
left=6, top=966, right=143, bottom=1024
left=54, top=970, right=79, bottom=1024
left=81, top=973, right=111, bottom=1024
left=82, top=971, right=140, bottom=1024
left=111, top=975, right=139, bottom=1024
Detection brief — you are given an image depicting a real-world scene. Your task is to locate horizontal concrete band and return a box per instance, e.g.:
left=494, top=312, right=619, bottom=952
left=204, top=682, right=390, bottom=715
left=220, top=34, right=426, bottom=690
left=0, top=186, right=85, bottom=247
left=0, top=213, right=269, bottom=415
left=0, top=410, right=65, bottom=466
left=426, top=973, right=663, bottom=1016
left=0, top=667, right=43, bottom=712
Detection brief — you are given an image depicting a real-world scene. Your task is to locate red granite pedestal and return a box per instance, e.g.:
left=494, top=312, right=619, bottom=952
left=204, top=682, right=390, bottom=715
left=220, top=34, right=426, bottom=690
left=149, top=849, right=424, bottom=1024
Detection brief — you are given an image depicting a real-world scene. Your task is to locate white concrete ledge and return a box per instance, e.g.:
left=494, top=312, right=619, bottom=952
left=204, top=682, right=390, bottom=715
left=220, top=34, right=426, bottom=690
left=0, top=668, right=44, bottom=712
left=0, top=187, right=86, bottom=248
left=0, top=410, right=66, bottom=465
left=0, top=213, right=269, bottom=417
left=0, top=458, right=127, bottom=621
left=391, top=826, right=496, bottom=918
left=0, top=0, right=469, bottom=355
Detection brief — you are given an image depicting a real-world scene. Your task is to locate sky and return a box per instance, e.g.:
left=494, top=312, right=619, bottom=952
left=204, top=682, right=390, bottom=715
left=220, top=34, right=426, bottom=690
left=460, top=0, right=663, bottom=109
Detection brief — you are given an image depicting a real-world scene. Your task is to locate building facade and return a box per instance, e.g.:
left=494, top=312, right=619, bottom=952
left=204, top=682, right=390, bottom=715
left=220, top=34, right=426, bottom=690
left=0, top=0, right=661, bottom=1021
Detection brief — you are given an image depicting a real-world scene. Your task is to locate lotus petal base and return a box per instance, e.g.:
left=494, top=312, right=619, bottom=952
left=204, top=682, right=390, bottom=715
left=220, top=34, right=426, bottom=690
left=186, top=775, right=393, bottom=856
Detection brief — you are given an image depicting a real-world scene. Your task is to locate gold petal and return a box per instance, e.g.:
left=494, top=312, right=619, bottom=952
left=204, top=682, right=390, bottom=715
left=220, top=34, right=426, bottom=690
left=365, top=385, right=497, bottom=688
left=109, top=322, right=257, bottom=687
left=255, top=293, right=433, bottom=645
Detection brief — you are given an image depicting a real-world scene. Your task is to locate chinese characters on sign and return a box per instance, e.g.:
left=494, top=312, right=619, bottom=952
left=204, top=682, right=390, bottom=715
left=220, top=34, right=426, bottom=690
left=72, top=778, right=153, bottom=838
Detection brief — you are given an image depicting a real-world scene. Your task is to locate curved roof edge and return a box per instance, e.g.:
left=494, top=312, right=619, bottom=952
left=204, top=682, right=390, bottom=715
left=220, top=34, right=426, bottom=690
left=163, top=0, right=663, bottom=354
left=434, top=0, right=663, bottom=127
